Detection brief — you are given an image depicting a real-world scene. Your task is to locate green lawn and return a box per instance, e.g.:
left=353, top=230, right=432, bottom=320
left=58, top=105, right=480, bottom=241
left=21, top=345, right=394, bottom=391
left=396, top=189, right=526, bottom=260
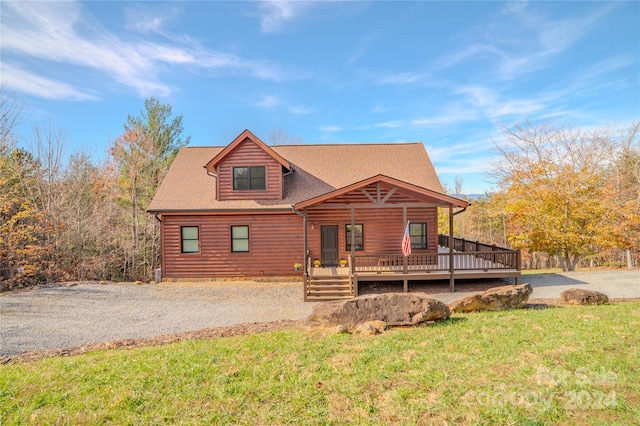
left=2, top=302, right=639, bottom=425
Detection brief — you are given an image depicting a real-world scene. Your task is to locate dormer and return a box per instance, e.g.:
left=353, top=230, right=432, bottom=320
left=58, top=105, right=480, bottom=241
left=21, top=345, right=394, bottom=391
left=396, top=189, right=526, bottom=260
left=204, top=130, right=292, bottom=201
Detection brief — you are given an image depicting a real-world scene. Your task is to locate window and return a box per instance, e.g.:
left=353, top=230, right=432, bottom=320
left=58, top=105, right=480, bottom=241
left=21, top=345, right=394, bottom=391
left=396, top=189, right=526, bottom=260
left=231, top=225, right=250, bottom=252
left=409, top=222, right=427, bottom=250
left=181, top=226, right=199, bottom=253
left=345, top=224, right=364, bottom=251
left=233, top=166, right=266, bottom=190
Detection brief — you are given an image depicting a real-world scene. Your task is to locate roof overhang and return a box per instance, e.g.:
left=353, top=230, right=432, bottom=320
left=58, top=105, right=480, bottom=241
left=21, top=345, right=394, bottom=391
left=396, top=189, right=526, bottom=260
left=293, top=174, right=469, bottom=210
left=204, top=129, right=291, bottom=172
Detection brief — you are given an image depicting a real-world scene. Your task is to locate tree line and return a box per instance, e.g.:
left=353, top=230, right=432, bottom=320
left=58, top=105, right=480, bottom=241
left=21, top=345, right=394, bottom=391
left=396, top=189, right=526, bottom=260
left=441, top=121, right=640, bottom=271
left=1, top=88, right=188, bottom=290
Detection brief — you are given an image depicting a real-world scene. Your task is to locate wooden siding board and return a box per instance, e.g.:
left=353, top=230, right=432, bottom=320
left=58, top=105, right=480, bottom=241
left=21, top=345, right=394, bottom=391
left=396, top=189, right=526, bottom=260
left=217, top=138, right=282, bottom=201
left=160, top=206, right=438, bottom=278
left=162, top=213, right=303, bottom=278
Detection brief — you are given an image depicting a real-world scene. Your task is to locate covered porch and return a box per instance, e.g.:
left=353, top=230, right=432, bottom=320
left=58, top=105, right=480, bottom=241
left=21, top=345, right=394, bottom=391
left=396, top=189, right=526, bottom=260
left=292, top=174, right=520, bottom=301
left=306, top=235, right=521, bottom=300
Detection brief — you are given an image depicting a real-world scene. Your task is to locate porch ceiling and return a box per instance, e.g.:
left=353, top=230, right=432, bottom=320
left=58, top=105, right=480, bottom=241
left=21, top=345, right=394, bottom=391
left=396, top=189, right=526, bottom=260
left=293, top=174, right=468, bottom=210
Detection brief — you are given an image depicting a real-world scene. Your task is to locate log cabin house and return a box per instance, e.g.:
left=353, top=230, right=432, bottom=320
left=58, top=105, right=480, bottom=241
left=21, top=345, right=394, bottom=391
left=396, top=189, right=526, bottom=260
left=148, top=129, right=521, bottom=301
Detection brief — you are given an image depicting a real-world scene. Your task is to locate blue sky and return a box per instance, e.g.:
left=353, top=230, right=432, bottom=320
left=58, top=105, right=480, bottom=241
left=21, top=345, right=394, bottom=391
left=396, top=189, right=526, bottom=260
left=2, top=1, right=638, bottom=193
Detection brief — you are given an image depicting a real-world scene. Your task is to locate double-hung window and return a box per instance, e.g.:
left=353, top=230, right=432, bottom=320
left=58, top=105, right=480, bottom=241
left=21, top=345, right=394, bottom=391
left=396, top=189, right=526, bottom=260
left=231, top=225, right=250, bottom=252
left=409, top=222, right=427, bottom=250
left=233, top=166, right=265, bottom=190
left=181, top=226, right=199, bottom=253
left=345, top=224, right=364, bottom=251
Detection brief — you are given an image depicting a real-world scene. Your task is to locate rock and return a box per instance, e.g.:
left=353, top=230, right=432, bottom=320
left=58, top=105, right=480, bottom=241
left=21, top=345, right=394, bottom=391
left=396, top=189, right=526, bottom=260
left=335, top=324, right=349, bottom=334
left=449, top=283, right=533, bottom=313
left=307, top=293, right=450, bottom=331
left=353, top=321, right=388, bottom=336
left=560, top=288, right=609, bottom=305
left=66, top=282, right=77, bottom=287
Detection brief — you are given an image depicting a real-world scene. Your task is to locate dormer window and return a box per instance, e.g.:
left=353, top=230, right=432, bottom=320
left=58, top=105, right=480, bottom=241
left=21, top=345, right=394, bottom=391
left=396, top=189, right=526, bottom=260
left=233, top=166, right=266, bottom=190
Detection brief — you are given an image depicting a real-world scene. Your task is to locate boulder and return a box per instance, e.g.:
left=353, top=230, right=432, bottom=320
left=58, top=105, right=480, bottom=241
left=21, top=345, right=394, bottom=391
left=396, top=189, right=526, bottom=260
left=307, top=293, right=450, bottom=332
left=560, top=288, right=608, bottom=305
left=353, top=321, right=388, bottom=336
left=449, top=283, right=533, bottom=313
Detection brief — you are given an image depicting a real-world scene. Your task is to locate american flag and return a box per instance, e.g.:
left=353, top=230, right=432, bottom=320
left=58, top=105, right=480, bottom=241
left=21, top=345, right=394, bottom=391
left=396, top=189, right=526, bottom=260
left=402, top=222, right=411, bottom=257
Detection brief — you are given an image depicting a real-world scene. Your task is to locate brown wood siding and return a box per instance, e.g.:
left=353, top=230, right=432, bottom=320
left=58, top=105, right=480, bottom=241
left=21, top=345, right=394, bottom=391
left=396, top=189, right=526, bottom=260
left=216, top=138, right=283, bottom=201
left=306, top=206, right=438, bottom=264
left=161, top=213, right=303, bottom=278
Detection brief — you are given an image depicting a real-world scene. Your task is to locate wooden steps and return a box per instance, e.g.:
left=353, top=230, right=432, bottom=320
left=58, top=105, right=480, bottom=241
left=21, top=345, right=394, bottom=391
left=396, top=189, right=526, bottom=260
left=306, top=276, right=354, bottom=301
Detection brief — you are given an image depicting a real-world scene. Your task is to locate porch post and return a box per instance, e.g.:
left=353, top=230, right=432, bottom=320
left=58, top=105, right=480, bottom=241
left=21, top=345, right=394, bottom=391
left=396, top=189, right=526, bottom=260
left=350, top=207, right=355, bottom=260
left=449, top=205, right=455, bottom=292
left=403, top=206, right=408, bottom=292
left=303, top=208, right=308, bottom=276
left=351, top=207, right=356, bottom=297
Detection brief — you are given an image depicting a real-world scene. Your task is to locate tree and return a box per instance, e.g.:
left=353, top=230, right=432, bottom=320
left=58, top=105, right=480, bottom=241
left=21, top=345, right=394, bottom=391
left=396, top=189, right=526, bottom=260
left=57, top=152, right=121, bottom=280
left=267, top=128, right=303, bottom=145
left=111, top=97, right=190, bottom=280
left=600, top=122, right=640, bottom=268
left=124, top=96, right=190, bottom=179
left=493, top=121, right=615, bottom=271
left=0, top=148, right=63, bottom=289
left=0, top=85, right=23, bottom=151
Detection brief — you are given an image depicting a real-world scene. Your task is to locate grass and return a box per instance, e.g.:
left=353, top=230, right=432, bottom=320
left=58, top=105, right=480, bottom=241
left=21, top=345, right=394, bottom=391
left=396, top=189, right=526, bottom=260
left=1, top=302, right=639, bottom=425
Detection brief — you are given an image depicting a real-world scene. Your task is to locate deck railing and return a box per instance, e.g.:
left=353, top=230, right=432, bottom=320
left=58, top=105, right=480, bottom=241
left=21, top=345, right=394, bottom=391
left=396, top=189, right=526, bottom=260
left=438, top=235, right=521, bottom=270
left=352, top=252, right=519, bottom=273
left=350, top=236, right=521, bottom=274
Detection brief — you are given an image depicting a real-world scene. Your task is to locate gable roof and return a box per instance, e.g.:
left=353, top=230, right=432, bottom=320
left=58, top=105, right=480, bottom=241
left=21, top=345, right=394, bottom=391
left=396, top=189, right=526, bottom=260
left=148, top=140, right=458, bottom=212
left=204, top=129, right=291, bottom=172
left=293, top=174, right=468, bottom=210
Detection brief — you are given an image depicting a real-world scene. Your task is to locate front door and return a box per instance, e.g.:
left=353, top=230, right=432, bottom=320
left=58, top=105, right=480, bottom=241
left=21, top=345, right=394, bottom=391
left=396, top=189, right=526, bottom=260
left=321, top=225, right=339, bottom=266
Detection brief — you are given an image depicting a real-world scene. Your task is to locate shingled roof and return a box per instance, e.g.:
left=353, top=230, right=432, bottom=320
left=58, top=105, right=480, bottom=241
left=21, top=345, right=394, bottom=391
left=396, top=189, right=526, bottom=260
left=147, top=142, right=448, bottom=212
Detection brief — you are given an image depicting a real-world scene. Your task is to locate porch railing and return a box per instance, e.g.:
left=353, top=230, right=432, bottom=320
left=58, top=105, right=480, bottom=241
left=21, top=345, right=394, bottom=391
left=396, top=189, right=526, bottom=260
left=352, top=252, right=519, bottom=273
left=438, top=235, right=521, bottom=270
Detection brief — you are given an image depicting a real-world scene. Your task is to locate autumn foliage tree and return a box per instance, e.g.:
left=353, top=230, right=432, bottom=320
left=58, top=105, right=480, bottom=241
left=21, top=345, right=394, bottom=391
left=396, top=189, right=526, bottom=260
left=110, top=97, right=190, bottom=280
left=0, top=87, right=65, bottom=289
left=493, top=121, right=639, bottom=271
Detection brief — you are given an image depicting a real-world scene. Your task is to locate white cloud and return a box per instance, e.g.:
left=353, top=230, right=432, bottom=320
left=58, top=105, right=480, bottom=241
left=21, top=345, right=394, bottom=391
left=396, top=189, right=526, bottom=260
left=256, top=95, right=281, bottom=109
left=438, top=3, right=619, bottom=80
left=289, top=105, right=313, bottom=115
left=257, top=0, right=313, bottom=34
left=124, top=4, right=182, bottom=34
left=435, top=157, right=495, bottom=175
left=1, top=1, right=305, bottom=101
left=412, top=105, right=479, bottom=126
left=348, top=33, right=380, bottom=64
left=376, top=72, right=431, bottom=85
left=318, top=125, right=342, bottom=132
left=1, top=62, right=98, bottom=101
left=374, top=121, right=401, bottom=128
left=426, top=140, right=494, bottom=163
left=371, top=105, right=390, bottom=113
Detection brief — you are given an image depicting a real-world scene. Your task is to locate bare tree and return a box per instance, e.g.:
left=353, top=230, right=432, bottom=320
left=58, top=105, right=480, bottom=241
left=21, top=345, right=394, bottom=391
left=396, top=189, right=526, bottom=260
left=267, top=128, right=303, bottom=145
left=0, top=84, right=24, bottom=152
left=28, top=118, right=67, bottom=215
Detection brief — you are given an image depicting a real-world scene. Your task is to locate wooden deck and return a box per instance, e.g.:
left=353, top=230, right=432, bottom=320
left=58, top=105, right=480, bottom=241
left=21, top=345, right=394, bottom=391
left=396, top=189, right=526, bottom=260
left=304, top=236, right=521, bottom=301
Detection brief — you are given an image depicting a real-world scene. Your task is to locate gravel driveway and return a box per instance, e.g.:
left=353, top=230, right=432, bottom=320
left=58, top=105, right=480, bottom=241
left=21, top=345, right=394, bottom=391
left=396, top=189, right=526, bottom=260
left=1, top=270, right=639, bottom=356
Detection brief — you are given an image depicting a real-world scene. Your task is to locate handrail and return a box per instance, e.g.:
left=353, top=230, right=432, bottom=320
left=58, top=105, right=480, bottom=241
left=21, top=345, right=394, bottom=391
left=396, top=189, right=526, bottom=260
left=353, top=250, right=520, bottom=272
left=438, top=234, right=517, bottom=254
